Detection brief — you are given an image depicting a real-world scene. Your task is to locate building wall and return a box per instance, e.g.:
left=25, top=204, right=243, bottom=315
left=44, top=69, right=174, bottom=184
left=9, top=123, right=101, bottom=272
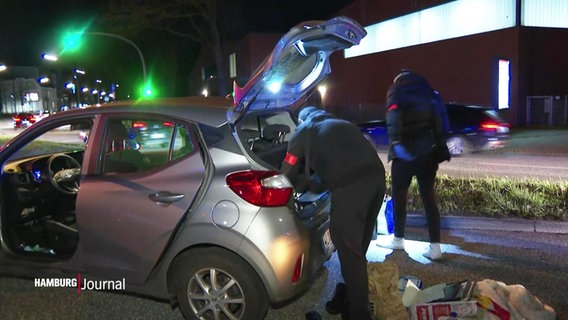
left=341, top=0, right=453, bottom=26
left=188, top=33, right=281, bottom=97
left=520, top=27, right=568, bottom=95
left=325, top=0, right=568, bottom=126
left=189, top=0, right=568, bottom=127
left=0, top=78, right=57, bottom=115
left=326, top=27, right=521, bottom=124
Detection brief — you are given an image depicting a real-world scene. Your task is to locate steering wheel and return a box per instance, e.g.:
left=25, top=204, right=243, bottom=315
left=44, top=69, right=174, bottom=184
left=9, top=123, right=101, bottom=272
left=46, top=154, right=82, bottom=196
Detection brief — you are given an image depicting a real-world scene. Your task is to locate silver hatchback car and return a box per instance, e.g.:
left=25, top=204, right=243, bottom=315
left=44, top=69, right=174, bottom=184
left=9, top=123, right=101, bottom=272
left=0, top=17, right=366, bottom=320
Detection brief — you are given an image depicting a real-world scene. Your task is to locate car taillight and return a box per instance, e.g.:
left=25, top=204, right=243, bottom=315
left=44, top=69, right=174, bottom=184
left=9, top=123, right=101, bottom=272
left=133, top=121, right=146, bottom=129
left=480, top=121, right=508, bottom=131
left=226, top=170, right=293, bottom=207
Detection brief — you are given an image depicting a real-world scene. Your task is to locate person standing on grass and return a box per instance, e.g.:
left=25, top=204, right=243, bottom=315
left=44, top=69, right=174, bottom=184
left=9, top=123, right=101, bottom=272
left=377, top=69, right=451, bottom=260
left=282, top=106, right=385, bottom=320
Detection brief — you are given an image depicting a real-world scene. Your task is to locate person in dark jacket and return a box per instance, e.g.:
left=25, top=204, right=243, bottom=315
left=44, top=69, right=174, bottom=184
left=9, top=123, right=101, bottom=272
left=377, top=69, right=450, bottom=260
left=282, top=106, right=385, bottom=320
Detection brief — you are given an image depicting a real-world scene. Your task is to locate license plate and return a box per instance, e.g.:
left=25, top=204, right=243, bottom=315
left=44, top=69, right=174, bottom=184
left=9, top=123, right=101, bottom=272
left=321, top=229, right=335, bottom=255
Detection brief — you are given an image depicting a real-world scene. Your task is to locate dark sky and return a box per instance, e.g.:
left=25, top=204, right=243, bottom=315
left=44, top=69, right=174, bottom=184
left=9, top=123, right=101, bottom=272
left=243, top=0, right=353, bottom=32
left=1, top=0, right=352, bottom=65
left=0, top=0, right=352, bottom=96
left=0, top=1, right=102, bottom=66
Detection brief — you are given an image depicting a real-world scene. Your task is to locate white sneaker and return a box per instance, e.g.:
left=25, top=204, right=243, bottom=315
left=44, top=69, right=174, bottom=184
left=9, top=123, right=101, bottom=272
left=377, top=236, right=405, bottom=250
left=423, top=243, right=442, bottom=260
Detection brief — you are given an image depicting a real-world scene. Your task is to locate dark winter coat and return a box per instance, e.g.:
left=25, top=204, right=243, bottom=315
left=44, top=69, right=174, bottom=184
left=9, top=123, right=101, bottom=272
left=281, top=111, right=384, bottom=192
left=386, top=71, right=450, bottom=162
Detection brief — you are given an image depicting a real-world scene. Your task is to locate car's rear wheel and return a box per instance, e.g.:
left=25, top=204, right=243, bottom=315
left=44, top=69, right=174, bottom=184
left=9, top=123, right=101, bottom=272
left=172, top=247, right=269, bottom=320
left=446, top=135, right=471, bottom=156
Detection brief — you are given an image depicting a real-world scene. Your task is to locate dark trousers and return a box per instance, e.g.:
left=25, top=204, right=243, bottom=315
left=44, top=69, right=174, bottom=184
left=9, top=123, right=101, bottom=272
left=391, top=159, right=441, bottom=243
left=330, top=172, right=385, bottom=320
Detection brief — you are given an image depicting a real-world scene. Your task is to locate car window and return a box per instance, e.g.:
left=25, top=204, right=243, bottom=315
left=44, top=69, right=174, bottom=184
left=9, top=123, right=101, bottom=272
left=172, top=124, right=196, bottom=161
left=484, top=110, right=506, bottom=122
left=7, top=120, right=93, bottom=161
left=101, top=117, right=196, bottom=174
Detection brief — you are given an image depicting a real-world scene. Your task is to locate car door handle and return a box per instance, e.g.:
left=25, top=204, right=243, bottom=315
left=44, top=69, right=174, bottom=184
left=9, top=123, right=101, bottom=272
left=149, top=191, right=185, bottom=203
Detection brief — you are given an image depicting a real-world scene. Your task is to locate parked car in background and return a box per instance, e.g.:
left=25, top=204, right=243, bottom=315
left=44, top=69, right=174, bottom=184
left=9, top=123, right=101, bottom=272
left=35, top=110, right=52, bottom=122
left=12, top=113, right=37, bottom=129
left=359, top=119, right=388, bottom=149
left=0, top=16, right=366, bottom=320
left=359, top=103, right=510, bottom=156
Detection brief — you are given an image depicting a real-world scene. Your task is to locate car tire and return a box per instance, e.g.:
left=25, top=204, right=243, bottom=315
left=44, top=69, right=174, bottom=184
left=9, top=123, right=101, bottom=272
left=446, top=135, right=471, bottom=156
left=172, top=247, right=269, bottom=320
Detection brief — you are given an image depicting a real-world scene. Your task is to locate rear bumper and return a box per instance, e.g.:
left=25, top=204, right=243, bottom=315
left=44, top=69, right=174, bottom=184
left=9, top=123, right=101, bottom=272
left=241, top=203, right=333, bottom=305
left=481, top=139, right=507, bottom=150
left=478, top=134, right=509, bottom=151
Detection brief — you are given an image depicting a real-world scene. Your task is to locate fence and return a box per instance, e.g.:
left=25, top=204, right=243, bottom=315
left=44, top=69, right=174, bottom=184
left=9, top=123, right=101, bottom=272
left=526, top=95, right=568, bottom=126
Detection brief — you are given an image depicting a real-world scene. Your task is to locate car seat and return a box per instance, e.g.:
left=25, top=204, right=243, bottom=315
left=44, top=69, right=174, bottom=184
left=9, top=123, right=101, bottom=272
left=256, top=124, right=291, bottom=168
left=103, top=121, right=147, bottom=173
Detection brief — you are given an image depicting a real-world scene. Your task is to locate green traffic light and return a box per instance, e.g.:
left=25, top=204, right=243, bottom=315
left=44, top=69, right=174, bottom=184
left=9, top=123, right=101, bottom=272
left=139, top=83, right=156, bottom=99
left=61, top=30, right=85, bottom=53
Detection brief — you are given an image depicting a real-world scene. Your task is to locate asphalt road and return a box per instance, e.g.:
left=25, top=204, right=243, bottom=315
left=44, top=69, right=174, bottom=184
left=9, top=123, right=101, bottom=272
left=376, top=150, right=568, bottom=181
left=1, top=225, right=567, bottom=319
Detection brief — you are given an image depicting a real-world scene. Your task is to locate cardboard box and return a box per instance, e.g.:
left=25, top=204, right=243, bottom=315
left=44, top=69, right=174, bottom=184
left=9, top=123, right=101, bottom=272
left=411, top=300, right=478, bottom=320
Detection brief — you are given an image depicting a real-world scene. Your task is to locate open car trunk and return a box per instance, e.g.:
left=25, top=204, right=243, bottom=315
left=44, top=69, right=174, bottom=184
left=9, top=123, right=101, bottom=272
left=229, top=16, right=367, bottom=222
left=235, top=108, right=331, bottom=220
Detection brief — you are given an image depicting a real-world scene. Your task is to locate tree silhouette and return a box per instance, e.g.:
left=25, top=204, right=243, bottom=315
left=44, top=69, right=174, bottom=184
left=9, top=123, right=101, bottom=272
left=97, top=0, right=244, bottom=96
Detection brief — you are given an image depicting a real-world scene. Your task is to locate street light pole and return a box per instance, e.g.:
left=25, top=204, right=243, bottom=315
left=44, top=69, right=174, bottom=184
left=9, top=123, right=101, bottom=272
left=74, top=68, right=85, bottom=107
left=86, top=32, right=147, bottom=85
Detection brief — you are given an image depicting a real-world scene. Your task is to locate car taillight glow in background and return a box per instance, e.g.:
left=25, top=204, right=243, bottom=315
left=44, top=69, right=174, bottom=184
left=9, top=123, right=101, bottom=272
left=132, top=121, right=146, bottom=129
left=226, top=170, right=293, bottom=207
left=480, top=121, right=509, bottom=132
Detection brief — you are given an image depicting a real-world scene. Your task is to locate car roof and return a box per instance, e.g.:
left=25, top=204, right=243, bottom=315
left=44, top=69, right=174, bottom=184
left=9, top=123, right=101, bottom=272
left=446, top=103, right=491, bottom=110
left=54, top=96, right=233, bottom=128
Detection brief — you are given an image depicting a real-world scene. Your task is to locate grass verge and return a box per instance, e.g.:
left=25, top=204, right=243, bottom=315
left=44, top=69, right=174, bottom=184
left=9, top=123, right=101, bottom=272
left=390, top=173, right=568, bottom=220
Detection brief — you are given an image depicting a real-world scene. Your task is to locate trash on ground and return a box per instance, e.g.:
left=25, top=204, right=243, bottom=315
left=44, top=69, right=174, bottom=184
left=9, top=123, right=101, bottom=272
left=367, top=260, right=556, bottom=320
left=367, top=261, right=408, bottom=320
left=405, top=278, right=556, bottom=320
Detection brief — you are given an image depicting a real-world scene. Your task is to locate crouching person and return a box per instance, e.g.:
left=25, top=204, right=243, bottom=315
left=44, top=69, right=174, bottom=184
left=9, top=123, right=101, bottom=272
left=281, top=106, right=386, bottom=320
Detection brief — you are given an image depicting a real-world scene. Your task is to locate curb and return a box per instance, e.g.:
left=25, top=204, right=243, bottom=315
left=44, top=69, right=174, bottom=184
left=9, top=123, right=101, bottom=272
left=407, top=214, right=568, bottom=234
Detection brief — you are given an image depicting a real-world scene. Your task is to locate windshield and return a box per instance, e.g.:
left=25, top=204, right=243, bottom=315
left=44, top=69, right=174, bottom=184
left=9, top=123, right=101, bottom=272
left=7, top=122, right=92, bottom=161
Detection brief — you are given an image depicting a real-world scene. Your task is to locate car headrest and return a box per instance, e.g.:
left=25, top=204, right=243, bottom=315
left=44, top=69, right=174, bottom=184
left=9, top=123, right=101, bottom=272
left=262, top=124, right=290, bottom=140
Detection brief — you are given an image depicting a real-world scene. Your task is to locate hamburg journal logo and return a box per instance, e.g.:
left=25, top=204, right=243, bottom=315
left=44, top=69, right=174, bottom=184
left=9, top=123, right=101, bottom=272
left=34, top=274, right=125, bottom=294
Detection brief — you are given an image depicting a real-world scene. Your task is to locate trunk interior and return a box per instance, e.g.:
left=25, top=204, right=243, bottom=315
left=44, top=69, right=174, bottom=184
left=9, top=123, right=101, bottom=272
left=235, top=109, right=331, bottom=219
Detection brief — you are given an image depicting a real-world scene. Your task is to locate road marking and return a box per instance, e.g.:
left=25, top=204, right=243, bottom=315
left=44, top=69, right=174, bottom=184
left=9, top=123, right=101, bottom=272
left=478, top=162, right=568, bottom=170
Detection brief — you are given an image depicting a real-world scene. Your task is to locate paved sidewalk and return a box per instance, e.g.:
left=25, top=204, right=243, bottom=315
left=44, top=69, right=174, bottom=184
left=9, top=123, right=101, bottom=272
left=407, top=213, right=568, bottom=234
